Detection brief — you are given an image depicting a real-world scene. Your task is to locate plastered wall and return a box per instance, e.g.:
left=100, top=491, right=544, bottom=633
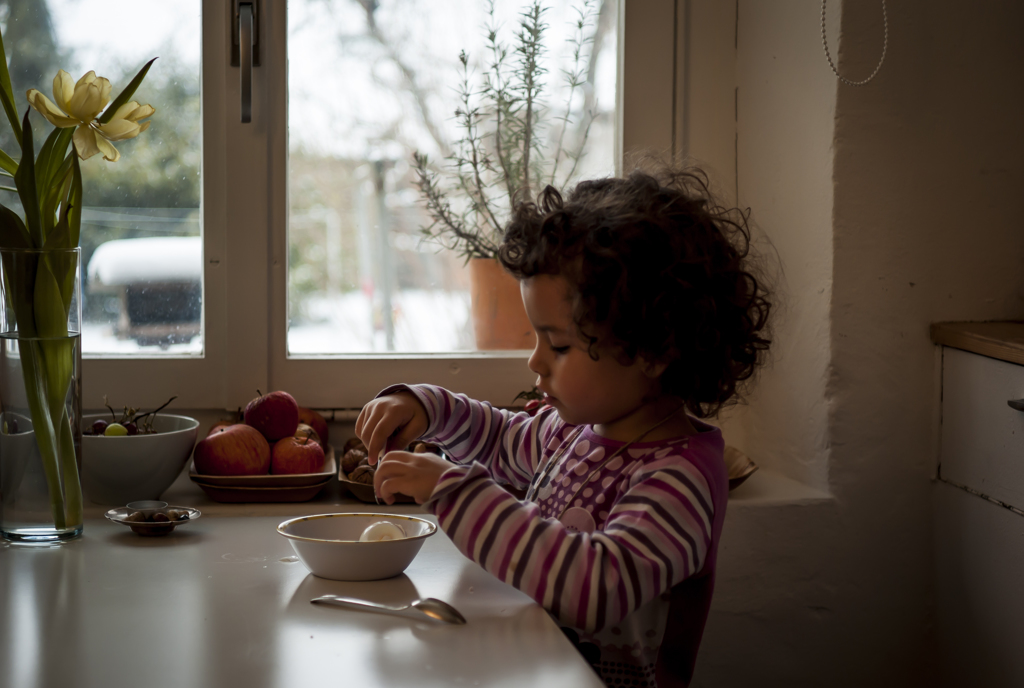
left=726, top=0, right=837, bottom=492
left=829, top=0, right=1024, bottom=684
left=689, top=0, right=1024, bottom=685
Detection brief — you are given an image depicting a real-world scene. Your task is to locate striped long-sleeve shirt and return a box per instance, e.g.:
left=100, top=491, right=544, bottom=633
left=382, top=384, right=728, bottom=688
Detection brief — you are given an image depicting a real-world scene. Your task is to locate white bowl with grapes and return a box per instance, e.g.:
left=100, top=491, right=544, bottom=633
left=81, top=397, right=199, bottom=505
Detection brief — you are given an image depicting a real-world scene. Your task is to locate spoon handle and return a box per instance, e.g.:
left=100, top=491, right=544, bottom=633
left=311, top=595, right=404, bottom=617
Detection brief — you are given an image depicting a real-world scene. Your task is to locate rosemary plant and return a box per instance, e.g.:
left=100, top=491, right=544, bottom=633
left=413, top=0, right=598, bottom=262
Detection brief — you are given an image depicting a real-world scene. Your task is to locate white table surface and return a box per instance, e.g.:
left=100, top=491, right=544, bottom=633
left=0, top=472, right=604, bottom=688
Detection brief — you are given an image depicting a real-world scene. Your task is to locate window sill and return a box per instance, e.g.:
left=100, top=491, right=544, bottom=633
left=728, top=468, right=831, bottom=506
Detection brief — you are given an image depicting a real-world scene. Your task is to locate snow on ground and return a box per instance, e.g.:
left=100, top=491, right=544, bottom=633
left=82, top=289, right=472, bottom=356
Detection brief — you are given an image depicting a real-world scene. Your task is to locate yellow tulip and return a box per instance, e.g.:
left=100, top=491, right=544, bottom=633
left=26, top=69, right=154, bottom=162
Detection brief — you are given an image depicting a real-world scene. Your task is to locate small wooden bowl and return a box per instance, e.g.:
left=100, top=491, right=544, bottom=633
left=338, top=470, right=415, bottom=504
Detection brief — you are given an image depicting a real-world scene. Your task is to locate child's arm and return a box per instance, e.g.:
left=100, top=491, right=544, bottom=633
left=362, top=383, right=565, bottom=490
left=424, top=456, right=713, bottom=633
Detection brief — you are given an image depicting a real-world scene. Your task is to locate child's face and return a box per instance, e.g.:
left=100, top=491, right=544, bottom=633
left=521, top=275, right=661, bottom=429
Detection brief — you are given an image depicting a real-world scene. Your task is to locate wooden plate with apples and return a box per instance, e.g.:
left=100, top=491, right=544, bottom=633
left=190, top=478, right=333, bottom=504
left=188, top=390, right=336, bottom=502
left=189, top=449, right=336, bottom=488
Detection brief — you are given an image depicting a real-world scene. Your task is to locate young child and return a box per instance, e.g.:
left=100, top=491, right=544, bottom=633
left=356, top=165, right=772, bottom=688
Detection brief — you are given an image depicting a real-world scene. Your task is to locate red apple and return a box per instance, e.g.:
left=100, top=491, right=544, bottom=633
left=297, top=406, right=329, bottom=448
left=244, top=390, right=299, bottom=442
left=271, top=434, right=325, bottom=475
left=294, top=422, right=321, bottom=447
left=207, top=420, right=236, bottom=438
left=194, top=424, right=271, bottom=476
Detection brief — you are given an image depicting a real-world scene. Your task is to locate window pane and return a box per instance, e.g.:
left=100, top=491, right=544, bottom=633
left=3, top=1, right=204, bottom=355
left=287, top=0, right=618, bottom=354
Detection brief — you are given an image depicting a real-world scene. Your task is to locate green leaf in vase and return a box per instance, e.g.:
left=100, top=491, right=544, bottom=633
left=98, top=57, right=157, bottom=125
left=67, top=154, right=82, bottom=248
left=37, top=128, right=74, bottom=233
left=1, top=249, right=37, bottom=335
left=20, top=339, right=67, bottom=529
left=32, top=257, right=67, bottom=339
left=0, top=201, right=33, bottom=249
left=35, top=126, right=63, bottom=193
left=0, top=148, right=17, bottom=178
left=40, top=336, right=75, bottom=426
left=14, top=109, right=40, bottom=246
left=42, top=154, right=73, bottom=243
left=43, top=205, right=71, bottom=250
left=41, top=243, right=77, bottom=320
left=0, top=26, right=22, bottom=143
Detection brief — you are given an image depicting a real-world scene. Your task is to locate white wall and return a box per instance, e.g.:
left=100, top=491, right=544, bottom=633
left=727, top=0, right=837, bottom=491
left=831, top=0, right=1024, bottom=684
left=688, top=0, right=1024, bottom=685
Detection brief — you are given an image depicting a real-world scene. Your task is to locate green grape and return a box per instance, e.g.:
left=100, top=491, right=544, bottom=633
left=104, top=422, right=129, bottom=436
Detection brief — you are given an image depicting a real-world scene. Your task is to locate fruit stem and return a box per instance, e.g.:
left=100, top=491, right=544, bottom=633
left=134, top=395, right=178, bottom=422
left=103, top=395, right=117, bottom=421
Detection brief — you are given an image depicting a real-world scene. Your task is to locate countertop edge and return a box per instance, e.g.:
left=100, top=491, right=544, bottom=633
left=931, top=321, right=1024, bottom=366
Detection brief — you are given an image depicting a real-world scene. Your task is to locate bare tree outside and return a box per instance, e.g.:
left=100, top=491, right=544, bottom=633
left=0, top=0, right=615, bottom=357
left=1, top=1, right=203, bottom=354
left=288, top=0, right=618, bottom=354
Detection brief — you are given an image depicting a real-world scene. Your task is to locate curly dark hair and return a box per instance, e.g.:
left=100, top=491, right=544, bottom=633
left=498, top=165, right=772, bottom=418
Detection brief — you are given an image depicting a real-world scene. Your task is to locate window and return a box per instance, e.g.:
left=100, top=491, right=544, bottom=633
left=286, top=0, right=618, bottom=355
left=10, top=0, right=677, bottom=412
left=8, top=1, right=205, bottom=357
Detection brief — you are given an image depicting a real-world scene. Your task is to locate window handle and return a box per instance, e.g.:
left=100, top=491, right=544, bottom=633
left=1009, top=399, right=1024, bottom=412
left=232, top=0, right=260, bottom=124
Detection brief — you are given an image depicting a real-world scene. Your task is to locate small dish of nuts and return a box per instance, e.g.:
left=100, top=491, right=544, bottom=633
left=105, top=501, right=201, bottom=537
left=338, top=438, right=448, bottom=504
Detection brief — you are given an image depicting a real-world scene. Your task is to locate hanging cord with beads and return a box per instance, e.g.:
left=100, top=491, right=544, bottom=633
left=821, top=0, right=888, bottom=86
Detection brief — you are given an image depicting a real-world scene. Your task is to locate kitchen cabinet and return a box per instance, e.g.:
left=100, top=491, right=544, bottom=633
left=932, top=322, right=1024, bottom=685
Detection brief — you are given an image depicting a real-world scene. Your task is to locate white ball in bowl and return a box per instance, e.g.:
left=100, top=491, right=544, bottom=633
left=359, top=520, right=406, bottom=542
left=278, top=513, right=436, bottom=581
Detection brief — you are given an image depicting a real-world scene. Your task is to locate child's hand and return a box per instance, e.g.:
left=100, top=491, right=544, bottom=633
left=373, top=450, right=451, bottom=505
left=355, top=391, right=429, bottom=465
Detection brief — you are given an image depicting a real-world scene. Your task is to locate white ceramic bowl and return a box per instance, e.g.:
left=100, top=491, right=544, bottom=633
left=277, top=513, right=437, bottom=581
left=81, top=413, right=199, bottom=505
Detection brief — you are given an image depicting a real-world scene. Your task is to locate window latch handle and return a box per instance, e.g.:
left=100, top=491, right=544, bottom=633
left=231, top=0, right=260, bottom=124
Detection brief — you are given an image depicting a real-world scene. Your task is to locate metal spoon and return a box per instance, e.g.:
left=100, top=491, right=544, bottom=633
left=311, top=595, right=467, bottom=625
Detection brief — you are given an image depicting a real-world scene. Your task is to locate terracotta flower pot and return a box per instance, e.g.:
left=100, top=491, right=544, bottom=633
left=469, top=258, right=536, bottom=350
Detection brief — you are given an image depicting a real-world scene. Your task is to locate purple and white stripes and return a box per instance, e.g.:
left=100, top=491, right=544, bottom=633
left=382, top=384, right=719, bottom=636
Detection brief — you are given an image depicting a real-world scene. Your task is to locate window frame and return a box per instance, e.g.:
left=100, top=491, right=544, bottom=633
left=81, top=0, right=679, bottom=412
left=80, top=0, right=241, bottom=412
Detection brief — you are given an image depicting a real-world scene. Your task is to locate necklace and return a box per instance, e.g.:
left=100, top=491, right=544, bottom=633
left=527, top=404, right=685, bottom=520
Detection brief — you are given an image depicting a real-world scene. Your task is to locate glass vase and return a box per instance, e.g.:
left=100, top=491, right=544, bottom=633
left=0, top=248, right=83, bottom=542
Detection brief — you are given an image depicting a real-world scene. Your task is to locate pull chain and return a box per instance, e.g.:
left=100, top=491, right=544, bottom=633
left=821, top=0, right=888, bottom=86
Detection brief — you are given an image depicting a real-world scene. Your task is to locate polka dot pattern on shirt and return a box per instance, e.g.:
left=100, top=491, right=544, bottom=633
left=535, top=432, right=690, bottom=528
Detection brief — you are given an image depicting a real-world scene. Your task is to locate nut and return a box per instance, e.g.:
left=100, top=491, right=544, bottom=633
left=348, top=464, right=376, bottom=485
left=341, top=447, right=368, bottom=474
left=343, top=436, right=366, bottom=454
